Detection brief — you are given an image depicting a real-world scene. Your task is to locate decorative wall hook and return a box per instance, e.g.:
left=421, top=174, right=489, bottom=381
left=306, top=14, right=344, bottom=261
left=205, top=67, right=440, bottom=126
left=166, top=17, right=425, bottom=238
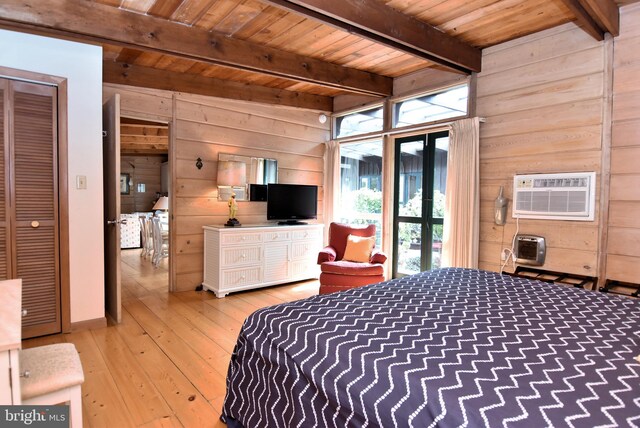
left=196, top=157, right=203, bottom=170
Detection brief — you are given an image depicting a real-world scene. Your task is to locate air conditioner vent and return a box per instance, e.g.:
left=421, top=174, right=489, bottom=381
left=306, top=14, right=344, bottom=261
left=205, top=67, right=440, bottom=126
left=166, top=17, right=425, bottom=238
left=513, top=172, right=595, bottom=221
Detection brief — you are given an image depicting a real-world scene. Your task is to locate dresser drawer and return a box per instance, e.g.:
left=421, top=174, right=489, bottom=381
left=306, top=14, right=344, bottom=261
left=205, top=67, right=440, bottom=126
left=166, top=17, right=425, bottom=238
left=291, top=241, right=316, bottom=260
left=291, top=227, right=322, bottom=241
left=263, top=230, right=291, bottom=242
left=221, top=245, right=262, bottom=267
left=221, top=232, right=262, bottom=245
left=221, top=266, right=262, bottom=288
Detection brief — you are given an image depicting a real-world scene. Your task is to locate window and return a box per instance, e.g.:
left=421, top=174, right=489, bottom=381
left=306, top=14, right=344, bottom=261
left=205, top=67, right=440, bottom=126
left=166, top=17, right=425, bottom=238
left=334, top=105, right=383, bottom=138
left=393, top=84, right=468, bottom=128
left=338, top=140, right=383, bottom=244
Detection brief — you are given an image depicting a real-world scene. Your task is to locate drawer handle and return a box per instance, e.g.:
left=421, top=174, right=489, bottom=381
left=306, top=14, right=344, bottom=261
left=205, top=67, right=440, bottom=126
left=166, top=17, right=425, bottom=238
left=31, top=221, right=40, bottom=228
left=241, top=254, right=246, bottom=259
left=241, top=236, right=246, bottom=240
left=20, top=370, right=30, bottom=378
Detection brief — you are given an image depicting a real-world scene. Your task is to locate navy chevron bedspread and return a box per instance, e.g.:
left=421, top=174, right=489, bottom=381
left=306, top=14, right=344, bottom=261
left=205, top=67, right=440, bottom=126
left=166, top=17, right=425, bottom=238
left=223, top=268, right=640, bottom=427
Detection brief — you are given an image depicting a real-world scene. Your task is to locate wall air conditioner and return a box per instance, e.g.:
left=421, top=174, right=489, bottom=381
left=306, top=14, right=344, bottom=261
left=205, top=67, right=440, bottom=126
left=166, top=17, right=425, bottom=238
left=513, top=172, right=596, bottom=221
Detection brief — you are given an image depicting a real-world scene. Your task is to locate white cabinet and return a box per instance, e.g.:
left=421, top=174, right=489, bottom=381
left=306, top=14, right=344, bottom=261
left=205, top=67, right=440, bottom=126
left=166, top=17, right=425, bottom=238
left=0, top=279, right=22, bottom=405
left=203, top=224, right=324, bottom=298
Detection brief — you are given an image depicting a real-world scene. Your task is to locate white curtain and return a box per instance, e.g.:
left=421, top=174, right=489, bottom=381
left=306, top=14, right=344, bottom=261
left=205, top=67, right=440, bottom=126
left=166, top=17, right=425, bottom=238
left=442, top=117, right=480, bottom=268
left=323, top=140, right=341, bottom=227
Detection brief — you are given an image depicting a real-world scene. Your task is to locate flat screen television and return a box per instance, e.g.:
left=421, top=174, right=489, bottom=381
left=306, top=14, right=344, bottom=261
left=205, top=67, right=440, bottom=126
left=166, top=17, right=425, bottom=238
left=267, top=184, right=318, bottom=225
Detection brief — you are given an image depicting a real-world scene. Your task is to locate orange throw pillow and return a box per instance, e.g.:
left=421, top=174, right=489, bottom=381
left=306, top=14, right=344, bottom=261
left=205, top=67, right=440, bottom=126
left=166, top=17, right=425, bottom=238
left=343, top=234, right=375, bottom=263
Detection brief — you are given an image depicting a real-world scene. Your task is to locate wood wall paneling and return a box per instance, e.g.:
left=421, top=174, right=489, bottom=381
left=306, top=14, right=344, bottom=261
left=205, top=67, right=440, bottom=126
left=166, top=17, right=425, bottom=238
left=106, top=84, right=329, bottom=292
left=477, top=23, right=607, bottom=277
left=606, top=4, right=640, bottom=283
left=120, top=155, right=166, bottom=213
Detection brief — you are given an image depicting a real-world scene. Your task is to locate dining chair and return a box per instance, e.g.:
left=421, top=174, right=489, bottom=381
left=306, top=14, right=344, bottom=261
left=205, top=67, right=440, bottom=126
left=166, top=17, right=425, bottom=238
left=151, top=216, right=168, bottom=267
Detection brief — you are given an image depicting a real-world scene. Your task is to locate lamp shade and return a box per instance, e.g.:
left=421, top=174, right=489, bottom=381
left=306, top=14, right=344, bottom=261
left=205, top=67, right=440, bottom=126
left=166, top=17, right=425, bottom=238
left=152, top=196, right=169, bottom=211
left=217, top=161, right=246, bottom=187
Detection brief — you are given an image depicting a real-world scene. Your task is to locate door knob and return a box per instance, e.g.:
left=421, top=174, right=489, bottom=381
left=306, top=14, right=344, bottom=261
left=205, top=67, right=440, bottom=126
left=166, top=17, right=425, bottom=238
left=30, top=221, right=40, bottom=228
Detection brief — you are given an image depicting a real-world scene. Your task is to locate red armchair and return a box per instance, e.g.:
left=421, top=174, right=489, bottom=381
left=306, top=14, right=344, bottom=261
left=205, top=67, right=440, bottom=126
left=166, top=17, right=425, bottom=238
left=317, top=222, right=387, bottom=295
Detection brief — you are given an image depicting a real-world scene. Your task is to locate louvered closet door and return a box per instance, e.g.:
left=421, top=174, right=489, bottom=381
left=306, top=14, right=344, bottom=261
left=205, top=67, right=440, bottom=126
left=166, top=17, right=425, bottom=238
left=10, top=81, right=60, bottom=338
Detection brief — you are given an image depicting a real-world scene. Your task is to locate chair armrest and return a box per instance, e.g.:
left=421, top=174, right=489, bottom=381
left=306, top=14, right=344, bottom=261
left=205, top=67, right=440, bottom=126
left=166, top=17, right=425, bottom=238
left=370, top=250, right=387, bottom=264
left=317, top=246, right=337, bottom=264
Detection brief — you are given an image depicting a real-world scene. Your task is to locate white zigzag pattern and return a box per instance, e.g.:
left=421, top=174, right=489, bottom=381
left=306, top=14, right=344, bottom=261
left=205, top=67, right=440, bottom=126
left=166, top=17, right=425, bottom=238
left=223, top=268, right=640, bottom=427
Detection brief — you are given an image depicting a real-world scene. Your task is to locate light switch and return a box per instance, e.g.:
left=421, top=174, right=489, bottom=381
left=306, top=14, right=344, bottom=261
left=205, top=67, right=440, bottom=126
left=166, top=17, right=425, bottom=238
left=76, top=175, right=87, bottom=189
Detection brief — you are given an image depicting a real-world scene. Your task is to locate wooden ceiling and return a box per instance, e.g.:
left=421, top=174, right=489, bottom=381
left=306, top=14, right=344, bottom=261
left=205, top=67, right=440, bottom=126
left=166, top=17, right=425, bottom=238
left=0, top=0, right=631, bottom=110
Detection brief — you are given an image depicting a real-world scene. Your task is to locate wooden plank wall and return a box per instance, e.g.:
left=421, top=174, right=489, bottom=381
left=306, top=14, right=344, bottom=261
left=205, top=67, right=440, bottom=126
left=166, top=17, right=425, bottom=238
left=606, top=3, right=640, bottom=283
left=173, top=93, right=328, bottom=291
left=476, top=24, right=607, bottom=277
left=120, top=155, right=165, bottom=213
left=104, top=84, right=329, bottom=292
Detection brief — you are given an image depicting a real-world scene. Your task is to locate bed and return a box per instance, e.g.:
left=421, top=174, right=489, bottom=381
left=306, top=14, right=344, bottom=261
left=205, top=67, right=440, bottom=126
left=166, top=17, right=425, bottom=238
left=222, top=268, right=640, bottom=427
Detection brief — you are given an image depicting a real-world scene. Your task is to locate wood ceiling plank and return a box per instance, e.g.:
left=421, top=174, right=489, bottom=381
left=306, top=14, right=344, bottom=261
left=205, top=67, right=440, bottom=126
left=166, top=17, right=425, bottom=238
left=121, top=125, right=169, bottom=137
left=247, top=10, right=307, bottom=45
left=116, top=48, right=144, bottom=64
left=147, top=0, right=186, bottom=19
left=134, top=52, right=165, bottom=68
left=121, top=135, right=168, bottom=145
left=93, top=0, right=122, bottom=6
left=463, top=3, right=574, bottom=46
left=441, top=0, right=573, bottom=47
left=120, top=0, right=155, bottom=13
left=195, top=0, right=242, bottom=30
left=104, top=60, right=333, bottom=110
left=265, top=19, right=323, bottom=50
left=0, top=0, right=392, bottom=96
left=384, top=0, right=447, bottom=17
left=414, top=0, right=499, bottom=27
left=213, top=1, right=267, bottom=36
left=231, top=5, right=290, bottom=39
left=291, top=26, right=350, bottom=57
left=262, top=0, right=481, bottom=72
left=171, top=0, right=219, bottom=25
left=165, top=59, right=202, bottom=74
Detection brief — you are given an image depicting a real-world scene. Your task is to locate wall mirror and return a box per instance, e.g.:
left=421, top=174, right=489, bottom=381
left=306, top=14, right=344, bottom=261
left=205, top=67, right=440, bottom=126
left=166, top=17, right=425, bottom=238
left=217, top=153, right=278, bottom=201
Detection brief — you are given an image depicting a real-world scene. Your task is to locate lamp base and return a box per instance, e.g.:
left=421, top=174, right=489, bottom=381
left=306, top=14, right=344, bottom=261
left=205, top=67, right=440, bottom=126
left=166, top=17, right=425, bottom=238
left=224, top=218, right=241, bottom=227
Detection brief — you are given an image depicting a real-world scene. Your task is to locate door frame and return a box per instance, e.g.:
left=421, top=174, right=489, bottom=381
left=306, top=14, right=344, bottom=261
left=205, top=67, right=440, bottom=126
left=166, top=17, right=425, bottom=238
left=392, top=130, right=448, bottom=277
left=115, top=111, right=174, bottom=292
left=0, top=66, right=70, bottom=333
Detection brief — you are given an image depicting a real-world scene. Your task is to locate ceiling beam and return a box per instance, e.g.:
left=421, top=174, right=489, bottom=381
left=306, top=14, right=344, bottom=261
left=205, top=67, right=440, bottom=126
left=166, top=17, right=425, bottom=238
left=578, top=0, right=619, bottom=36
left=0, top=0, right=392, bottom=97
left=560, top=0, right=619, bottom=40
left=262, top=0, right=481, bottom=74
left=104, top=61, right=333, bottom=111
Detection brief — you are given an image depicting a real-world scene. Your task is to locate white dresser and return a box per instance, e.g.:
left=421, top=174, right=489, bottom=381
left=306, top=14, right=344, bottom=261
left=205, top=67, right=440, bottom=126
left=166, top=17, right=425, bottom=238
left=0, top=279, right=22, bottom=404
left=203, top=224, right=324, bottom=298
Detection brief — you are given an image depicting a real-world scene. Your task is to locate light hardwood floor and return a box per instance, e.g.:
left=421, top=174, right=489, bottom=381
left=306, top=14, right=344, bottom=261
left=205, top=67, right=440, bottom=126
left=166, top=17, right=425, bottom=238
left=24, top=248, right=320, bottom=427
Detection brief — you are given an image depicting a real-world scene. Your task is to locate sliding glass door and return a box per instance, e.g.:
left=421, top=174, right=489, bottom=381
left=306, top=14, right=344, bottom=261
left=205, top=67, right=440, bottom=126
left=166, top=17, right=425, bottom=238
left=393, top=131, right=449, bottom=277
